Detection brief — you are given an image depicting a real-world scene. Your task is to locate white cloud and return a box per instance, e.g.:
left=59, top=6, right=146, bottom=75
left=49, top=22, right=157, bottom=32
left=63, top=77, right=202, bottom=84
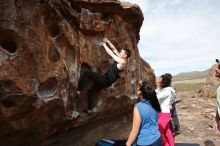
left=120, top=0, right=220, bottom=75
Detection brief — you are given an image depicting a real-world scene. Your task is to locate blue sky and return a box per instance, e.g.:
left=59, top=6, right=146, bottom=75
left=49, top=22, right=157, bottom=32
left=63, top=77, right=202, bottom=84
left=121, top=0, right=220, bottom=76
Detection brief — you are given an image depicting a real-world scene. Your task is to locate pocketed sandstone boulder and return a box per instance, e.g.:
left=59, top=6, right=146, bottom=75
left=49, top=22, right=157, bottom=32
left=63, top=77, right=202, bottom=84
left=0, top=0, right=155, bottom=145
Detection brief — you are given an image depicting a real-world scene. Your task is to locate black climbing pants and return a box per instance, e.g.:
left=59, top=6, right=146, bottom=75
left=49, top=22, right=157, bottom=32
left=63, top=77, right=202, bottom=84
left=78, top=71, right=108, bottom=110
left=170, top=104, right=180, bottom=133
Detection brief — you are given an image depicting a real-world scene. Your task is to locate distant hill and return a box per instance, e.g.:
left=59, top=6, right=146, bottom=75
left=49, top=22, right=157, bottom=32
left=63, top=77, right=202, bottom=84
left=173, top=69, right=209, bottom=81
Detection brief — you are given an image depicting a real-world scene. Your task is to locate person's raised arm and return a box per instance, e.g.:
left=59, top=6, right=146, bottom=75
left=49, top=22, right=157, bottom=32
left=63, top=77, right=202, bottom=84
left=102, top=42, right=125, bottom=64
left=126, top=107, right=141, bottom=146
left=103, top=38, right=120, bottom=57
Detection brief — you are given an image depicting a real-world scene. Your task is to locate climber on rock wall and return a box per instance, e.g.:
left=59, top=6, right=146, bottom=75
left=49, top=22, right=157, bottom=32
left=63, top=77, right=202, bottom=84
left=213, top=59, right=220, bottom=133
left=77, top=38, right=131, bottom=113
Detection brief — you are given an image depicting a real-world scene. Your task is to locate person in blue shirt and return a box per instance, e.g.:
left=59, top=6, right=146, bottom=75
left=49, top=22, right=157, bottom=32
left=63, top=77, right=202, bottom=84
left=126, top=81, right=162, bottom=146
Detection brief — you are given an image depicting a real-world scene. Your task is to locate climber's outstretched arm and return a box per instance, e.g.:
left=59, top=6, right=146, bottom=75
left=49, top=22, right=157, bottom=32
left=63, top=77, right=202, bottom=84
left=102, top=42, right=125, bottom=64
left=103, top=38, right=120, bottom=57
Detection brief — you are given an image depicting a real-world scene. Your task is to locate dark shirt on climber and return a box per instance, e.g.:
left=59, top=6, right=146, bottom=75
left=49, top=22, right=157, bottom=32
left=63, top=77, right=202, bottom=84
left=105, top=61, right=123, bottom=87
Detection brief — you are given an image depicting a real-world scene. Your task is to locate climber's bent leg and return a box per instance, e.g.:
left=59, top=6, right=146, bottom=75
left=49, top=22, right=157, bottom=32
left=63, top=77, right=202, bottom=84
left=87, top=85, right=102, bottom=110
left=78, top=71, right=107, bottom=91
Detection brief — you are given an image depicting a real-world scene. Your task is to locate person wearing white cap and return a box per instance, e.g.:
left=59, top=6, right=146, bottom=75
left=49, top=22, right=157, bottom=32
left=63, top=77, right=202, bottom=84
left=213, top=59, right=220, bottom=133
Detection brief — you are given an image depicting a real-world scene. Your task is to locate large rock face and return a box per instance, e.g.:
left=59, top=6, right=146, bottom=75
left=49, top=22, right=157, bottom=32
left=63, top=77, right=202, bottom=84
left=0, top=0, right=155, bottom=145
left=199, top=64, right=220, bottom=98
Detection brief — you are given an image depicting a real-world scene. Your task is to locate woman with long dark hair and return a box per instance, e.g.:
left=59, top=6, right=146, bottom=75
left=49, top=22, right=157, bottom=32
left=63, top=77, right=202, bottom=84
left=156, top=75, right=175, bottom=146
left=126, top=81, right=162, bottom=146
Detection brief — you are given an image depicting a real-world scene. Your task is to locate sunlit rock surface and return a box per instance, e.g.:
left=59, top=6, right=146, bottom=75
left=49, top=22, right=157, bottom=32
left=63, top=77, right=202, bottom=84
left=198, top=64, right=220, bottom=98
